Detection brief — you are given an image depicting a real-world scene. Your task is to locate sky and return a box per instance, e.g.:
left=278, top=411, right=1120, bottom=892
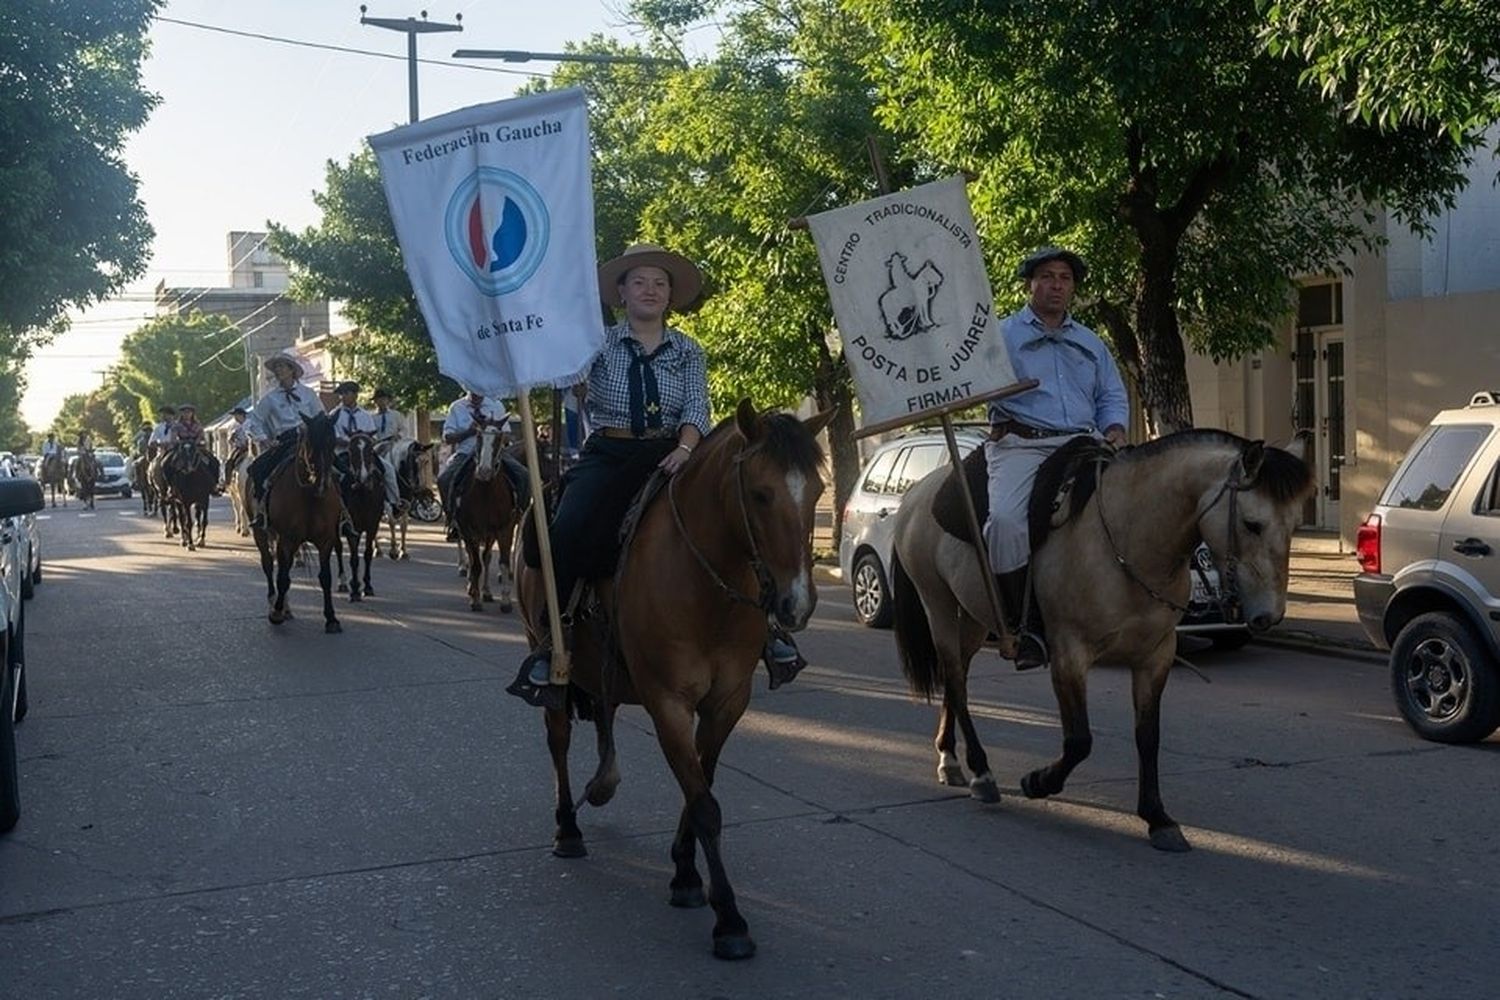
left=20, top=0, right=675, bottom=427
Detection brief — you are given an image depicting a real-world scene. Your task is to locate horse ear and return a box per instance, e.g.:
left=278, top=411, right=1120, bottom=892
left=735, top=398, right=761, bottom=442
left=1239, top=440, right=1266, bottom=482
left=803, top=407, right=837, bottom=438
left=1278, top=429, right=1313, bottom=465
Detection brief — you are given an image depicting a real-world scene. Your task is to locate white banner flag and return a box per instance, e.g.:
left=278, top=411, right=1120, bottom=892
left=369, top=89, right=603, bottom=398
left=806, top=176, right=1017, bottom=430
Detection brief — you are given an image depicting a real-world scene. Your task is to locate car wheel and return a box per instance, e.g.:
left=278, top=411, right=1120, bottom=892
left=30, top=559, right=41, bottom=587
left=1, top=631, right=19, bottom=832
left=1210, top=630, right=1252, bottom=651
left=1389, top=611, right=1500, bottom=744
left=851, top=552, right=893, bottom=628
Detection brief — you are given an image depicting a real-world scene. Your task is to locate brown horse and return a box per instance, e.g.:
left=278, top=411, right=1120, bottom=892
left=38, top=453, right=67, bottom=508
left=890, top=429, right=1313, bottom=851
left=518, top=400, right=834, bottom=960
left=72, top=451, right=100, bottom=510
left=335, top=431, right=385, bottom=601
left=253, top=413, right=343, bottom=633
left=163, top=442, right=215, bottom=550
left=455, top=425, right=518, bottom=612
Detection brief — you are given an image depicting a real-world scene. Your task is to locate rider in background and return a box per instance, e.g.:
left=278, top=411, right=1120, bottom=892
left=328, top=380, right=401, bottom=517
left=369, top=387, right=407, bottom=445
left=984, top=246, right=1129, bottom=671
left=131, top=422, right=152, bottom=457
left=41, top=432, right=62, bottom=464
left=147, top=405, right=177, bottom=459
left=436, top=389, right=521, bottom=541
left=244, top=353, right=325, bottom=529
left=220, top=406, right=250, bottom=493
left=170, top=403, right=220, bottom=482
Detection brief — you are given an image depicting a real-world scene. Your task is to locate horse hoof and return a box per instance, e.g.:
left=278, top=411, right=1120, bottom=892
left=938, top=763, right=966, bottom=787
left=552, top=837, right=587, bottom=859
left=499, top=601, right=513, bottom=614
left=399, top=552, right=409, bottom=561
left=363, top=587, right=374, bottom=597
left=969, top=775, right=1001, bottom=804
left=388, top=552, right=398, bottom=561
left=712, top=934, right=756, bottom=961
left=584, top=778, right=618, bottom=808
left=1149, top=826, right=1192, bottom=853
left=269, top=611, right=287, bottom=625
left=483, top=593, right=495, bottom=602
left=337, top=583, right=348, bottom=593
left=470, top=602, right=483, bottom=612
left=669, top=885, right=707, bottom=909
left=350, top=593, right=362, bottom=603
left=1020, top=771, right=1050, bottom=800
left=325, top=620, right=343, bottom=634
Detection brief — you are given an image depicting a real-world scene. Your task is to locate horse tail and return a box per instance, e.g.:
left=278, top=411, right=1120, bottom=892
left=890, top=549, right=942, bottom=702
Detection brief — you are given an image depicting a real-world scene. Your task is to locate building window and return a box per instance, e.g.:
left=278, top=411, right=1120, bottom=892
left=1297, top=281, right=1343, bottom=328
left=252, top=271, right=265, bottom=288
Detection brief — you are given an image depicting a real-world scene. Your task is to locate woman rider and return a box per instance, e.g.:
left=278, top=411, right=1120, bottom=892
left=509, top=244, right=804, bottom=707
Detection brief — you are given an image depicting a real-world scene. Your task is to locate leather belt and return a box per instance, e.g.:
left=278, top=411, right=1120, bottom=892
left=599, top=427, right=675, bottom=441
left=991, top=420, right=1078, bottom=441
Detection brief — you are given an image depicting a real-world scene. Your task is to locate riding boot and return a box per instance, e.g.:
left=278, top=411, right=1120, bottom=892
left=996, top=567, right=1048, bottom=671
left=764, top=624, right=807, bottom=689
left=506, top=581, right=581, bottom=711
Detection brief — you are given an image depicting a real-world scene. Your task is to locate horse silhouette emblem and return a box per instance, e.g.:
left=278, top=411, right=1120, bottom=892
left=877, top=252, right=944, bottom=341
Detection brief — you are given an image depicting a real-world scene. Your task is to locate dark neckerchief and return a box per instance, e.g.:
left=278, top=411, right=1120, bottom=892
left=624, top=334, right=669, bottom=437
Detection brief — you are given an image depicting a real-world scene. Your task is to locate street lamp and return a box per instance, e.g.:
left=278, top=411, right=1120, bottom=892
left=359, top=6, right=464, bottom=124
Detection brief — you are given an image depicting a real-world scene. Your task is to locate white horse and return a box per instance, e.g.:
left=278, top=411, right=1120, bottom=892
left=890, top=429, right=1313, bottom=851
left=376, top=438, right=437, bottom=561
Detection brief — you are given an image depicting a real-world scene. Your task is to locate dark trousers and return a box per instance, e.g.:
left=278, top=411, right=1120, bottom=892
left=248, top=431, right=298, bottom=498
left=549, top=435, right=675, bottom=612
left=439, top=452, right=530, bottom=520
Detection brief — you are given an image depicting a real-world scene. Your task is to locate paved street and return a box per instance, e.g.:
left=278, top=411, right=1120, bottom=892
left=3, top=498, right=1497, bottom=999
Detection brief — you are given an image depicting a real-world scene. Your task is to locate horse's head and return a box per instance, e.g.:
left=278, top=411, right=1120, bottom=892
left=727, top=398, right=837, bottom=630
left=299, top=412, right=337, bottom=490
left=473, top=424, right=505, bottom=482
left=1195, top=432, right=1315, bottom=632
left=347, top=431, right=378, bottom=487
left=171, top=440, right=199, bottom=471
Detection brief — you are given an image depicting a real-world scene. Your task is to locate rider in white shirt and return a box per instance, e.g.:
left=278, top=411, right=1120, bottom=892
left=40, top=433, right=62, bottom=459
left=328, top=381, right=400, bottom=514
left=221, top=407, right=251, bottom=490
left=437, top=390, right=520, bottom=539
left=245, top=353, right=326, bottom=528
left=147, top=406, right=178, bottom=458
left=369, top=387, right=408, bottom=445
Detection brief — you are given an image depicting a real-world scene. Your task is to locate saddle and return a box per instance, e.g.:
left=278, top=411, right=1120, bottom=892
left=932, top=435, right=1113, bottom=553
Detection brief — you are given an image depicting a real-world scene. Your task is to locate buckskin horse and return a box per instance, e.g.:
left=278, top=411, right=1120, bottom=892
left=38, top=453, right=67, bottom=508
left=454, top=424, right=518, bottom=612
left=163, top=441, right=215, bottom=551
left=334, top=431, right=385, bottom=601
left=253, top=413, right=343, bottom=633
left=890, top=429, right=1313, bottom=851
left=517, top=400, right=834, bottom=960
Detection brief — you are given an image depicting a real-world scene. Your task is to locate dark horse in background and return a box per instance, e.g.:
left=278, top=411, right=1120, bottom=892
left=517, top=400, right=835, bottom=960
left=130, top=452, right=157, bottom=515
left=335, top=431, right=385, bottom=601
left=253, top=413, right=343, bottom=633
left=890, top=429, right=1313, bottom=851
left=39, top=453, right=67, bottom=508
left=72, top=451, right=100, bottom=511
left=163, top=441, right=215, bottom=551
left=148, top=452, right=178, bottom=538
left=454, top=425, right=518, bottom=612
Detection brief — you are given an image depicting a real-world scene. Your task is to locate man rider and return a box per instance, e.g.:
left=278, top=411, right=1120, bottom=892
left=370, top=387, right=407, bottom=445
left=131, top=422, right=152, bottom=457
left=221, top=406, right=251, bottom=491
left=327, top=380, right=401, bottom=516
left=244, top=353, right=325, bottom=528
left=437, top=389, right=524, bottom=542
left=147, top=406, right=178, bottom=459
left=984, top=247, right=1129, bottom=670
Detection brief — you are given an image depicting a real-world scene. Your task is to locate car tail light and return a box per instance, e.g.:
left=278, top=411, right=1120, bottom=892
left=1356, top=514, right=1381, bottom=574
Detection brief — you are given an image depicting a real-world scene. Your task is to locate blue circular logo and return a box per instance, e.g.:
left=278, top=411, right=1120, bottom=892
left=444, top=168, right=550, bottom=296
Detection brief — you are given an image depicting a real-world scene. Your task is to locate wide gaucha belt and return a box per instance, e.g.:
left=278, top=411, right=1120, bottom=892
left=599, top=426, right=676, bottom=441
left=990, top=420, right=1081, bottom=441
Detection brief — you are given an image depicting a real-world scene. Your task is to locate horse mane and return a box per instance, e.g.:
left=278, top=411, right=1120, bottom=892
left=1119, top=427, right=1313, bottom=502
left=707, top=410, right=824, bottom=475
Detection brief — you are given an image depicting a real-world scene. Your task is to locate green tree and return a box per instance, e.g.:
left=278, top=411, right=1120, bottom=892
left=268, top=153, right=458, bottom=415
left=112, top=313, right=250, bottom=423
left=859, top=0, right=1478, bottom=433
left=1260, top=0, right=1500, bottom=140
left=0, top=363, right=31, bottom=452
left=0, top=0, right=159, bottom=364
left=49, top=389, right=122, bottom=450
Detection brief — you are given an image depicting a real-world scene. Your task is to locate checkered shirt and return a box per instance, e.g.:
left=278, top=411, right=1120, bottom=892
left=585, top=322, right=711, bottom=436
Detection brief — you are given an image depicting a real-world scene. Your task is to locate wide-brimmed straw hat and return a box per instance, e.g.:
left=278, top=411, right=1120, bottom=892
left=597, top=244, right=703, bottom=310
left=263, top=352, right=305, bottom=378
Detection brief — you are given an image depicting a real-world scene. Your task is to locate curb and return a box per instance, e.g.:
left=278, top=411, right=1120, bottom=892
left=1252, top=630, right=1386, bottom=665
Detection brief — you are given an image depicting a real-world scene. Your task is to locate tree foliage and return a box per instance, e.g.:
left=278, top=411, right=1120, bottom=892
left=0, top=0, right=159, bottom=362
left=49, top=389, right=124, bottom=450
left=857, top=0, right=1479, bottom=432
left=111, top=313, right=251, bottom=425
left=268, top=153, right=459, bottom=414
left=1260, top=0, right=1500, bottom=140
left=0, top=363, right=31, bottom=452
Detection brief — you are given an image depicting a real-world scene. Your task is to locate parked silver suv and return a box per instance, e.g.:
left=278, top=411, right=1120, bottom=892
left=1354, top=390, right=1500, bottom=743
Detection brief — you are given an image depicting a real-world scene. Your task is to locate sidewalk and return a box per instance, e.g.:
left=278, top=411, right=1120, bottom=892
left=1263, top=531, right=1382, bottom=661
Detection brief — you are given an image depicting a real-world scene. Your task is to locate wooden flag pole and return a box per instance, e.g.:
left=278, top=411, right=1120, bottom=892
left=516, top=391, right=569, bottom=685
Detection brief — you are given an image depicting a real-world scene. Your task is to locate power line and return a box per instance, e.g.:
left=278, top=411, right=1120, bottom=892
left=155, top=15, right=546, bottom=79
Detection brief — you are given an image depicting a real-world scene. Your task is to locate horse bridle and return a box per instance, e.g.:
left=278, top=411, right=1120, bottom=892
left=1095, top=454, right=1250, bottom=623
left=667, top=445, right=780, bottom=615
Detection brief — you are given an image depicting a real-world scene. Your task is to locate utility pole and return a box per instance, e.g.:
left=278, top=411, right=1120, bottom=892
left=358, top=7, right=464, bottom=124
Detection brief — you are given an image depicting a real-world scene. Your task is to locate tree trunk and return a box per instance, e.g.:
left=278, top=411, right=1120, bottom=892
left=808, top=319, right=860, bottom=546
left=1134, top=245, right=1194, bottom=436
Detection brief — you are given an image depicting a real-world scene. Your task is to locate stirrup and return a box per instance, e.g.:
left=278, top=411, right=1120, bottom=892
left=764, top=632, right=807, bottom=690
left=506, top=651, right=567, bottom=710
left=1014, top=630, right=1049, bottom=671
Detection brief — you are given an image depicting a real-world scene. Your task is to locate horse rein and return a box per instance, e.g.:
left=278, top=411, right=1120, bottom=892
left=667, top=444, right=780, bottom=615
left=1095, top=454, right=1249, bottom=622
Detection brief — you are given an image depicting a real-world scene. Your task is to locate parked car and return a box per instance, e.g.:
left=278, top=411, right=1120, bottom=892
left=88, top=450, right=133, bottom=498
left=1354, top=390, right=1500, bottom=744
left=838, top=428, right=1249, bottom=647
left=1, top=473, right=45, bottom=832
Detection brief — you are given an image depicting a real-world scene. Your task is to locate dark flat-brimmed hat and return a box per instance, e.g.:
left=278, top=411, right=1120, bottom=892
left=334, top=380, right=360, bottom=395
left=232, top=406, right=247, bottom=415
left=598, top=244, right=703, bottom=310
left=372, top=386, right=392, bottom=399
left=264, top=352, right=305, bottom=378
left=178, top=403, right=197, bottom=412
left=156, top=405, right=176, bottom=414
left=1017, top=246, right=1088, bottom=284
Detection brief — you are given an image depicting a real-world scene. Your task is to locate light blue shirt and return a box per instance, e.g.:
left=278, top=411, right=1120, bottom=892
left=989, top=306, right=1129, bottom=434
